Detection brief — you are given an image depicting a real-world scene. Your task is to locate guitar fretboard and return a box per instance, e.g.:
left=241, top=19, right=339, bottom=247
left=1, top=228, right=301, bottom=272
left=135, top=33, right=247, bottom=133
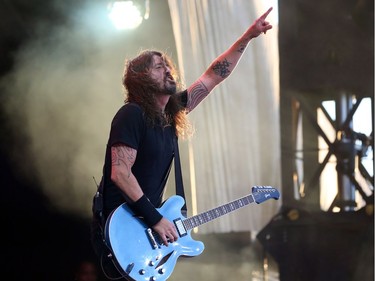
left=182, top=194, right=255, bottom=231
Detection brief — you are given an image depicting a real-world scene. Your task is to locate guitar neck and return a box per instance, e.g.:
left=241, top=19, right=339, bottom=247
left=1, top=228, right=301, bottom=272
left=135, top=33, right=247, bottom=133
left=182, top=194, right=255, bottom=231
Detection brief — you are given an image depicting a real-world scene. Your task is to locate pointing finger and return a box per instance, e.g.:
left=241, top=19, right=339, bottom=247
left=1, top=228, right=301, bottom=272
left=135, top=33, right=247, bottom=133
left=260, top=7, right=273, bottom=20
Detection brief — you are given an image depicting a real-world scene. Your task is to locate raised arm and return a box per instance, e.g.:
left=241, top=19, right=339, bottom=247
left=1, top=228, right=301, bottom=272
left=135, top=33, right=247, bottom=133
left=186, top=7, right=273, bottom=112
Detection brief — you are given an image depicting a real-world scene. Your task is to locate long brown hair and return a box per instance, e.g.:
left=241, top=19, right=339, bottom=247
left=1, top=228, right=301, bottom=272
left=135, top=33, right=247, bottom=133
left=122, top=50, right=192, bottom=139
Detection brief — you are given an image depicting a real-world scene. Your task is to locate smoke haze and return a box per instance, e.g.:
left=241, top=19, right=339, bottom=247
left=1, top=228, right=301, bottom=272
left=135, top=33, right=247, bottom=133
left=0, top=1, right=177, bottom=217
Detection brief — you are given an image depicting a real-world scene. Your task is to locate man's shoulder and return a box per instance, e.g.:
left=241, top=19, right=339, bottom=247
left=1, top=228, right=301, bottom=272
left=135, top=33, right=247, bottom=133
left=117, top=102, right=143, bottom=115
left=122, top=102, right=142, bottom=110
left=112, top=103, right=144, bottom=124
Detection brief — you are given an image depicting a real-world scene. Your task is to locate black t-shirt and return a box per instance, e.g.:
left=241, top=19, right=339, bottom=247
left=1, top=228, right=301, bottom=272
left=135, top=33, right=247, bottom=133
left=102, top=91, right=187, bottom=217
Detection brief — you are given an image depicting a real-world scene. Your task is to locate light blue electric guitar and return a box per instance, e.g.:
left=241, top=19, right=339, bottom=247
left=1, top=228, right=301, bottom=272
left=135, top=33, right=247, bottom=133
left=104, top=186, right=280, bottom=281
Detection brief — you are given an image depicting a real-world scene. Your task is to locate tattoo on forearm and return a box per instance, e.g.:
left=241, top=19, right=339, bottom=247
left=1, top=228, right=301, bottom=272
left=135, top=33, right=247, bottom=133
left=187, top=80, right=209, bottom=111
left=237, top=42, right=247, bottom=53
left=212, top=58, right=231, bottom=78
left=112, top=146, right=135, bottom=178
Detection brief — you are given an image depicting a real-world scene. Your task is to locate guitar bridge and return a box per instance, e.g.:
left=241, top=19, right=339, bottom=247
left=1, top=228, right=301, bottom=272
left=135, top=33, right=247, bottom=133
left=146, top=228, right=159, bottom=249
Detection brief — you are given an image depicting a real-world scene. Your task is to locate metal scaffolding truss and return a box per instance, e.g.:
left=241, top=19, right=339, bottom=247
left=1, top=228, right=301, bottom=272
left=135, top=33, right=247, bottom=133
left=281, top=92, right=374, bottom=212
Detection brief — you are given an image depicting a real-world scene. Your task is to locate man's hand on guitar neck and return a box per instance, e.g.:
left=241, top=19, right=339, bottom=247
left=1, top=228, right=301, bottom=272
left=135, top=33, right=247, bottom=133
left=153, top=218, right=179, bottom=246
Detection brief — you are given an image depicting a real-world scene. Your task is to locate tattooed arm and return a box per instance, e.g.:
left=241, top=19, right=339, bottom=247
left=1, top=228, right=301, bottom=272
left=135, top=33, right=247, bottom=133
left=111, top=144, right=178, bottom=244
left=111, top=144, right=143, bottom=201
left=186, top=7, right=273, bottom=112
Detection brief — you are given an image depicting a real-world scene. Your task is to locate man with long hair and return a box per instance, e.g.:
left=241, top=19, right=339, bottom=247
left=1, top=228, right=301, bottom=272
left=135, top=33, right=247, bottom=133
left=92, top=7, right=273, bottom=279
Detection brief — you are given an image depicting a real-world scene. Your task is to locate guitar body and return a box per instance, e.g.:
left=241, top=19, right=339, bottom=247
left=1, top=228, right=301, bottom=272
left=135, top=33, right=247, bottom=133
left=104, top=186, right=280, bottom=281
left=105, top=195, right=204, bottom=281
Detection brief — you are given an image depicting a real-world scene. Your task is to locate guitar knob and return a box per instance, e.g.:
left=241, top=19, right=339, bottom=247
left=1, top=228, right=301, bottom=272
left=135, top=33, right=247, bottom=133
left=150, top=276, right=156, bottom=281
left=158, top=268, right=166, bottom=274
left=149, top=261, right=155, bottom=266
left=139, top=269, right=146, bottom=275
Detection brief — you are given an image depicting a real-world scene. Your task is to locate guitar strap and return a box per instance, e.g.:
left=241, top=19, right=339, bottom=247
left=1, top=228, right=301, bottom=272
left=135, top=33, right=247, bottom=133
left=173, top=134, right=187, bottom=216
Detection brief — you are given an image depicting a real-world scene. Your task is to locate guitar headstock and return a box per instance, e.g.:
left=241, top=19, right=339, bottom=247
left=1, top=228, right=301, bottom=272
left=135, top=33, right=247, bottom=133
left=252, top=186, right=280, bottom=204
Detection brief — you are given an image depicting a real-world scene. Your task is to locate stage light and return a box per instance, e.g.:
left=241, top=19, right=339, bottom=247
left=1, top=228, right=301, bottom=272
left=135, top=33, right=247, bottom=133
left=108, top=0, right=150, bottom=30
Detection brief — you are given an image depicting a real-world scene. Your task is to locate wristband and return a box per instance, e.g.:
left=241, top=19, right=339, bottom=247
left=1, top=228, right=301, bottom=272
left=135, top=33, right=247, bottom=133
left=129, top=195, right=163, bottom=226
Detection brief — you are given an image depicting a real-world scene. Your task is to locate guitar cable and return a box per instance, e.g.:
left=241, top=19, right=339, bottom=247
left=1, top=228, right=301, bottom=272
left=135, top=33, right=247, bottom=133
left=100, top=253, right=126, bottom=280
left=97, top=222, right=126, bottom=281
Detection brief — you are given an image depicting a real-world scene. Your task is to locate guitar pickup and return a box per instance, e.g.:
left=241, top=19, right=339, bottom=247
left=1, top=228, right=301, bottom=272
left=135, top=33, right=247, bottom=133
left=173, top=218, right=187, bottom=237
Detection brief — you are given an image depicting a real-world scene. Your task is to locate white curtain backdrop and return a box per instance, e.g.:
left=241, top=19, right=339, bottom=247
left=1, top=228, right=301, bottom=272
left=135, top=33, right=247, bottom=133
left=167, top=0, right=281, bottom=233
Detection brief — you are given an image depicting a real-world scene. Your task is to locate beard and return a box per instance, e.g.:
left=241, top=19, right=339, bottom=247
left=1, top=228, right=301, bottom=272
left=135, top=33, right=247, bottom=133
left=156, top=77, right=176, bottom=96
left=164, top=81, right=177, bottom=95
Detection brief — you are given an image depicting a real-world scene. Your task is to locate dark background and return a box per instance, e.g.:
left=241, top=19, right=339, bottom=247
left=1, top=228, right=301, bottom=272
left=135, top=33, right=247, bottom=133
left=0, top=1, right=159, bottom=280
